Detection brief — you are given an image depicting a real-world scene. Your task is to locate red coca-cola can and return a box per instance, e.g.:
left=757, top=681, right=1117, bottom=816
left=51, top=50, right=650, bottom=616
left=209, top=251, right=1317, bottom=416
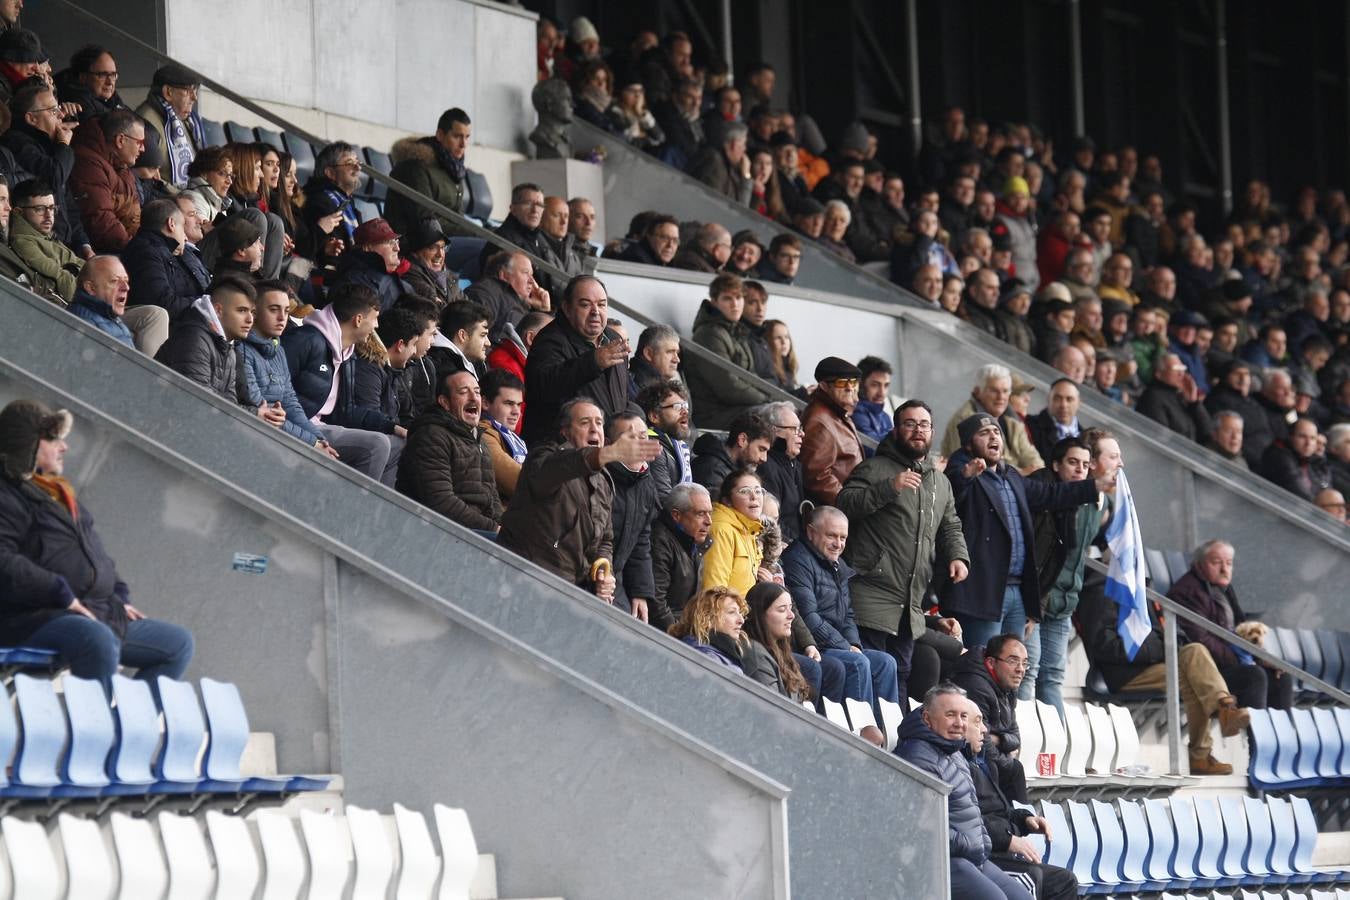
left=1036, top=752, right=1057, bottom=776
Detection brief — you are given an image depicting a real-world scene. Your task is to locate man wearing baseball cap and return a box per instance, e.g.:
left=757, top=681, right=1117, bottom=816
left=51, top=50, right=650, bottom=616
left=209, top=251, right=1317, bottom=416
left=328, top=217, right=409, bottom=312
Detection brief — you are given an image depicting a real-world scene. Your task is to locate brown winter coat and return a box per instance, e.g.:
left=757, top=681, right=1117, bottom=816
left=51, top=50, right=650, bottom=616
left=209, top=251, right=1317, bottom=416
left=395, top=405, right=502, bottom=531
left=69, top=120, right=140, bottom=252
left=497, top=444, right=614, bottom=587
left=800, top=392, right=865, bottom=505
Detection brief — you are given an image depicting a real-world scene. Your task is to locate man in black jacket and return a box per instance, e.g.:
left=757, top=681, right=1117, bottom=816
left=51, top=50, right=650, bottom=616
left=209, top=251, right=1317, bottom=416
left=940, top=414, right=1110, bottom=651
left=121, top=198, right=211, bottom=319
left=476, top=183, right=557, bottom=294
left=952, top=635, right=1028, bottom=803
left=0, top=400, right=193, bottom=696
left=155, top=274, right=255, bottom=402
left=1260, top=417, right=1332, bottom=502
left=1078, top=580, right=1252, bottom=775
left=466, top=250, right=551, bottom=345
left=282, top=283, right=403, bottom=484
left=521, top=275, right=634, bottom=447
left=1024, top=379, right=1082, bottom=465
left=605, top=413, right=660, bottom=621
left=614, top=214, right=680, bottom=268
left=3, top=81, right=92, bottom=255
left=964, top=701, right=1077, bottom=900
left=690, top=409, right=773, bottom=493
left=649, top=482, right=712, bottom=632
left=1136, top=352, right=1212, bottom=443
left=396, top=370, right=502, bottom=532
left=755, top=401, right=806, bottom=541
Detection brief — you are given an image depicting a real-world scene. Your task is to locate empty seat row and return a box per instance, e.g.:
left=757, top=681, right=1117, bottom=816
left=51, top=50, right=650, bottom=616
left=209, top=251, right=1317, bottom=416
left=0, top=673, right=326, bottom=804
left=809, top=696, right=915, bottom=752
left=1017, top=698, right=1188, bottom=792
left=1042, top=793, right=1346, bottom=894
left=0, top=801, right=478, bottom=900
left=1249, top=706, right=1350, bottom=790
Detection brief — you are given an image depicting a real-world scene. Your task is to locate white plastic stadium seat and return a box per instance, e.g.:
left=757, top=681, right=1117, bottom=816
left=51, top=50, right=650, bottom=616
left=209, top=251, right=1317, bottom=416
left=1060, top=703, right=1091, bottom=777
left=345, top=805, right=395, bottom=900
left=394, top=803, right=442, bottom=900
left=1036, top=701, right=1068, bottom=776
left=205, top=810, right=261, bottom=900
left=1015, top=699, right=1043, bottom=760
left=433, top=805, right=479, bottom=900
left=877, top=698, right=904, bottom=752
left=821, top=697, right=851, bottom=730
left=1084, top=703, right=1118, bottom=775
left=157, top=811, right=215, bottom=900
left=844, top=698, right=878, bottom=735
left=57, top=813, right=114, bottom=900
left=299, top=809, right=351, bottom=900
left=2, top=815, right=59, bottom=900
left=256, top=811, right=307, bottom=900
left=110, top=811, right=170, bottom=900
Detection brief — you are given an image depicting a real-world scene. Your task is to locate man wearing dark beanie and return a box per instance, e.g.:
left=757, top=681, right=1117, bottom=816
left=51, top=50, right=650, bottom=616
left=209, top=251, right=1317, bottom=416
left=210, top=216, right=264, bottom=280
left=800, top=356, right=864, bottom=505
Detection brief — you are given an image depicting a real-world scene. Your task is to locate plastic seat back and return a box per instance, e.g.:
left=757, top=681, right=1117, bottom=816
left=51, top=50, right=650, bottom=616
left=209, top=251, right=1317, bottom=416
left=1314, top=628, right=1343, bottom=692
left=393, top=803, right=441, bottom=900
left=1168, top=796, right=1202, bottom=880
left=13, top=673, right=66, bottom=787
left=1338, top=630, right=1350, bottom=690
left=353, top=197, right=381, bottom=224
left=3, top=815, right=60, bottom=900
left=155, top=677, right=205, bottom=783
left=463, top=170, right=493, bottom=222
left=1116, top=799, right=1150, bottom=883
left=821, top=697, right=850, bottom=730
left=1242, top=796, right=1275, bottom=878
left=843, top=698, right=877, bottom=734
left=1037, top=701, right=1067, bottom=775
left=876, top=699, right=903, bottom=752
left=223, top=121, right=257, bottom=144
left=1219, top=795, right=1252, bottom=876
left=1335, top=707, right=1350, bottom=777
left=1298, top=629, right=1325, bottom=682
left=1274, top=627, right=1305, bottom=671
left=157, top=811, right=214, bottom=900
left=1107, top=703, right=1141, bottom=769
left=61, top=675, right=114, bottom=787
left=57, top=812, right=114, bottom=900
left=433, top=805, right=479, bottom=900
left=205, top=810, right=261, bottom=900
left=110, top=811, right=169, bottom=900
left=364, top=148, right=393, bottom=175
left=1267, top=796, right=1298, bottom=876
left=1144, top=548, right=1173, bottom=593
left=0, top=679, right=19, bottom=787
left=198, top=118, right=226, bottom=149
left=255, top=126, right=284, bottom=151
left=1270, top=709, right=1301, bottom=784
left=199, top=678, right=249, bottom=781
left=1142, top=797, right=1177, bottom=881
left=1061, top=704, right=1091, bottom=777
left=1015, top=699, right=1042, bottom=758
left=1066, top=800, right=1102, bottom=885
left=110, top=675, right=159, bottom=784
left=1289, top=708, right=1323, bottom=781
left=1247, top=708, right=1281, bottom=785
left=1290, top=795, right=1321, bottom=874
left=299, top=809, right=350, bottom=900
left=257, top=810, right=307, bottom=900
left=1084, top=703, right=1117, bottom=774
left=282, top=133, right=316, bottom=184
left=1192, top=796, right=1225, bottom=879
left=1163, top=550, right=1189, bottom=586
left=1313, top=707, right=1344, bottom=779
left=1040, top=801, right=1073, bottom=869
left=346, top=805, right=394, bottom=900
left=1089, top=799, right=1126, bottom=886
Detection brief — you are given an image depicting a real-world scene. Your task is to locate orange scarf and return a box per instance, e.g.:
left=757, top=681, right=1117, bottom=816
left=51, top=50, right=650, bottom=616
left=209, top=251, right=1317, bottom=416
left=30, top=474, right=78, bottom=520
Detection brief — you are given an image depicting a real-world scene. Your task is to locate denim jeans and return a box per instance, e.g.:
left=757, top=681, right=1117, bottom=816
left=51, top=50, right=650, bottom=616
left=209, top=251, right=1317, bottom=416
left=954, top=584, right=1029, bottom=654
left=794, top=652, right=846, bottom=706
left=995, top=585, right=1038, bottom=701
left=822, top=647, right=900, bottom=720
left=24, top=615, right=195, bottom=697
left=1033, top=614, right=1073, bottom=712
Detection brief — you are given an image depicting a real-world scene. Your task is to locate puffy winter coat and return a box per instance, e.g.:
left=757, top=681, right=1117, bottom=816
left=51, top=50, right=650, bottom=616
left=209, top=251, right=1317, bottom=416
left=605, top=461, right=658, bottom=612
left=521, top=315, right=632, bottom=447
left=154, top=306, right=239, bottom=401
left=281, top=323, right=397, bottom=433
left=650, top=512, right=707, bottom=631
left=700, top=502, right=762, bottom=595
left=0, top=476, right=130, bottom=644
left=69, top=119, right=140, bottom=252
left=684, top=300, right=773, bottom=429
left=497, top=444, right=614, bottom=587
left=780, top=538, right=860, bottom=651
left=952, top=649, right=1022, bottom=773
left=120, top=229, right=211, bottom=319
left=385, top=136, right=477, bottom=238
left=836, top=433, right=968, bottom=638
left=396, top=406, right=502, bottom=531
left=68, top=290, right=133, bottom=347
left=896, top=708, right=992, bottom=864
left=239, top=333, right=323, bottom=446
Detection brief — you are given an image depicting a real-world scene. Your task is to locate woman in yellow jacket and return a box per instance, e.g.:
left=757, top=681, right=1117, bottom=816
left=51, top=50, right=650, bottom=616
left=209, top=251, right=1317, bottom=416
left=701, top=468, right=767, bottom=594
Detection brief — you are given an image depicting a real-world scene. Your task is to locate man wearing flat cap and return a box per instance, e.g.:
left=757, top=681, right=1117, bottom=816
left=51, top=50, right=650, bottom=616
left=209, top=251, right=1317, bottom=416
left=135, top=63, right=203, bottom=189
left=0, top=400, right=194, bottom=696
left=800, top=356, right=865, bottom=505
left=941, top=414, right=1114, bottom=654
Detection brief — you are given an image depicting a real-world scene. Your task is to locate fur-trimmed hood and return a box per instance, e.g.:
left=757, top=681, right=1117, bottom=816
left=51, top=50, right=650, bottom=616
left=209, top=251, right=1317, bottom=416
left=354, top=331, right=389, bottom=365
left=391, top=136, right=439, bottom=168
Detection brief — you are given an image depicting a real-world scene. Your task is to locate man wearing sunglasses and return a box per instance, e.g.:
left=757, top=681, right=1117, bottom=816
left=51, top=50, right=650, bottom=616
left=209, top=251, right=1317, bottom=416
left=800, top=356, right=865, bottom=505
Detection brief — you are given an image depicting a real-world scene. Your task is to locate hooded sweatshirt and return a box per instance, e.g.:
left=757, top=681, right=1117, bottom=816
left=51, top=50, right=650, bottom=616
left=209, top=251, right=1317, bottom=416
left=304, top=305, right=351, bottom=421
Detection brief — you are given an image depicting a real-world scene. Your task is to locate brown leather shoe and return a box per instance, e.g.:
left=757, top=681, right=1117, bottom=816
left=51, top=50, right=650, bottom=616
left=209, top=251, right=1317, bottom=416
left=1189, top=753, right=1234, bottom=776
left=1217, top=704, right=1252, bottom=737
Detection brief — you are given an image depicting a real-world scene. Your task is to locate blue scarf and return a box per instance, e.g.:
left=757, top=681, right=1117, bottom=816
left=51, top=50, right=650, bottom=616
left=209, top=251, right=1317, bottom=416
left=489, top=417, right=527, bottom=463
left=155, top=95, right=204, bottom=188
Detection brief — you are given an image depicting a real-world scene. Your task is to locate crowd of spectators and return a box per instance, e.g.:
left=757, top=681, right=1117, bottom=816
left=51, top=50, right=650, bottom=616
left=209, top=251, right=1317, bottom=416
left=0, top=13, right=1342, bottom=896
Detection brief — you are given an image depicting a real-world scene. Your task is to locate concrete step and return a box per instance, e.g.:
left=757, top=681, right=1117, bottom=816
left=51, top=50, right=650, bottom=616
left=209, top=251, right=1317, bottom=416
left=1311, top=830, right=1350, bottom=868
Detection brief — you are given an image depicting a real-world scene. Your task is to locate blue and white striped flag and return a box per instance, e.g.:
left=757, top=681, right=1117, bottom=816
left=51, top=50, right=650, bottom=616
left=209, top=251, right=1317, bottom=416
left=1104, top=470, right=1151, bottom=661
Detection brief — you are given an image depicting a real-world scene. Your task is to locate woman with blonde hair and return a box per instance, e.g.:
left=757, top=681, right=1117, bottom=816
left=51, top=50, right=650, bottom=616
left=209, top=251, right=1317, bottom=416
left=762, top=319, right=799, bottom=391
left=669, top=586, right=747, bottom=669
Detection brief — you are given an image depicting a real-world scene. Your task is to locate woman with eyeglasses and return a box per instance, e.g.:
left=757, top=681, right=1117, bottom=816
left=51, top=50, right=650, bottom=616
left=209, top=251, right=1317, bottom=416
left=701, top=467, right=767, bottom=595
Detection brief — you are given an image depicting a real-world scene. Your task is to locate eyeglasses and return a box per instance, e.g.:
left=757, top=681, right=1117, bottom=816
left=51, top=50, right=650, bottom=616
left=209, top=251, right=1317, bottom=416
left=20, top=204, right=56, bottom=215
left=215, top=170, right=235, bottom=181
left=775, top=422, right=804, bottom=434
left=733, top=486, right=765, bottom=498
left=168, top=84, right=200, bottom=95
left=28, top=105, right=60, bottom=117
left=88, top=70, right=118, bottom=80
left=659, top=401, right=690, bottom=412
left=776, top=252, right=802, bottom=261
left=826, top=378, right=859, bottom=389
left=331, top=161, right=361, bottom=172
left=652, top=233, right=681, bottom=245
left=995, top=656, right=1030, bottom=671
left=898, top=419, right=933, bottom=432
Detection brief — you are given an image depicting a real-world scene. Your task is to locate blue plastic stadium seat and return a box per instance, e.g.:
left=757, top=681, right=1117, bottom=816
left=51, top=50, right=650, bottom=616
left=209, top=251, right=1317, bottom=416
left=1163, top=550, right=1189, bottom=587
left=1248, top=709, right=1282, bottom=788
left=1144, top=548, right=1173, bottom=593
left=1170, top=796, right=1217, bottom=889
left=1275, top=627, right=1306, bottom=672
left=364, top=147, right=393, bottom=175
left=1291, top=795, right=1340, bottom=884
left=282, top=132, right=316, bottom=184
left=199, top=678, right=328, bottom=795
left=54, top=675, right=114, bottom=798
left=154, top=676, right=209, bottom=793
left=0, top=646, right=59, bottom=669
left=353, top=197, right=381, bottom=224
left=1218, top=795, right=1256, bottom=883
left=1117, top=799, right=1164, bottom=891
left=106, top=675, right=159, bottom=793
left=1270, top=709, right=1305, bottom=786
left=199, top=117, right=227, bottom=149
left=1268, top=796, right=1306, bottom=884
left=224, top=121, right=257, bottom=144
left=1298, top=629, right=1325, bottom=682
left=1066, top=800, right=1111, bottom=894
left=1041, top=801, right=1074, bottom=870
left=11, top=674, right=66, bottom=799
left=1335, top=707, right=1350, bottom=778
left=1090, top=799, right=1143, bottom=893
left=1243, top=796, right=1286, bottom=886
left=1192, top=795, right=1240, bottom=888
left=1142, top=797, right=1185, bottom=890
left=1338, top=631, right=1350, bottom=691
left=255, top=125, right=284, bottom=151
left=1314, top=628, right=1343, bottom=692
left=464, top=170, right=494, bottom=221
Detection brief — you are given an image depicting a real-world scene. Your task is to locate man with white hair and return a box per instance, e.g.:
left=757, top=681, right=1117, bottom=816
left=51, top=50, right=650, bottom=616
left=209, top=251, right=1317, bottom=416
left=941, top=363, right=1044, bottom=473
left=1206, top=410, right=1247, bottom=468
left=1327, top=423, right=1350, bottom=497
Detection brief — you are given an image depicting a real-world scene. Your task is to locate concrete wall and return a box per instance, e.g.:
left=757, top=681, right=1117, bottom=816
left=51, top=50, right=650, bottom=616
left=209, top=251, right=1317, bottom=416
left=0, top=284, right=950, bottom=900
